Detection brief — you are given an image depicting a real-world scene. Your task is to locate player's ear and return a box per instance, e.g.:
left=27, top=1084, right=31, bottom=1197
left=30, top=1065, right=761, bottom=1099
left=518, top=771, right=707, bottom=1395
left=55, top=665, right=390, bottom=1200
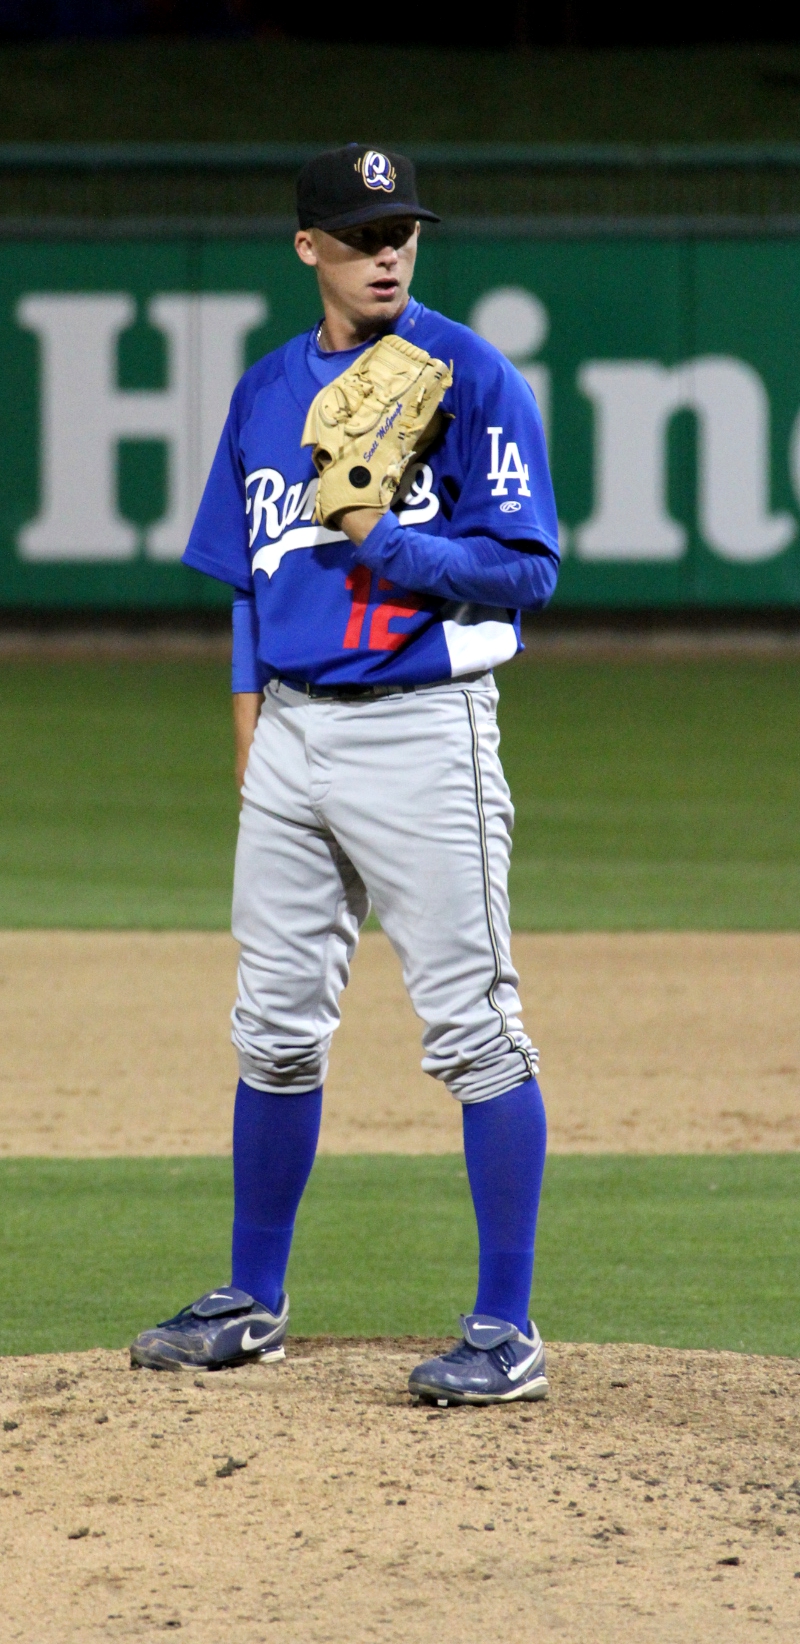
left=294, top=230, right=318, bottom=267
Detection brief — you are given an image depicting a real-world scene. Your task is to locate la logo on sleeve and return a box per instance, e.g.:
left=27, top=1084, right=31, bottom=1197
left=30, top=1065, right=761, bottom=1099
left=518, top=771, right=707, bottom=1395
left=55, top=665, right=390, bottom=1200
left=486, top=426, right=531, bottom=498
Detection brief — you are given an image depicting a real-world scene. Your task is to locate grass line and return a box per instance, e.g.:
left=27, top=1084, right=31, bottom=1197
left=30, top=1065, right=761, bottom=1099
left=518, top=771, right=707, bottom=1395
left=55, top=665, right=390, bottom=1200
left=1, top=1154, right=798, bottom=1359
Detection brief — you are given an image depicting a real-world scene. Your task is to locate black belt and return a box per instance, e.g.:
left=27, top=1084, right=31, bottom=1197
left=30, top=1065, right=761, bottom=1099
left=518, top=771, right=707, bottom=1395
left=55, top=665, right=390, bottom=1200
left=274, top=671, right=487, bottom=701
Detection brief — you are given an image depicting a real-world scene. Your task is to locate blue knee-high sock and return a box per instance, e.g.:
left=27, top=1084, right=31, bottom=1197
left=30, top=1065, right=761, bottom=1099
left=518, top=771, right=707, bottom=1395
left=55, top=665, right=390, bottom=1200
left=231, top=1078, right=322, bottom=1314
left=462, top=1077, right=547, bottom=1336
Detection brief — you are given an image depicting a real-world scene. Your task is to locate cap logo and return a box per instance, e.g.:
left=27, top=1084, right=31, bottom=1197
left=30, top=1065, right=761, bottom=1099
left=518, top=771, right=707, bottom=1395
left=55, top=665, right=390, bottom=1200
left=357, top=150, right=396, bottom=193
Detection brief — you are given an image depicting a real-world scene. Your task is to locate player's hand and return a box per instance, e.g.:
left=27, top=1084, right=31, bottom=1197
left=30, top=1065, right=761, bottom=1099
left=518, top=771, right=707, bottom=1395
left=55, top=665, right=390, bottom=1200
left=338, top=507, right=384, bottom=546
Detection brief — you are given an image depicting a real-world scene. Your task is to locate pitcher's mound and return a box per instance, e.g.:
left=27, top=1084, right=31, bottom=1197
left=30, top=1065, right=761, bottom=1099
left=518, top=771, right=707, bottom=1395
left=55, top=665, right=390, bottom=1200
left=1, top=1339, right=798, bottom=1641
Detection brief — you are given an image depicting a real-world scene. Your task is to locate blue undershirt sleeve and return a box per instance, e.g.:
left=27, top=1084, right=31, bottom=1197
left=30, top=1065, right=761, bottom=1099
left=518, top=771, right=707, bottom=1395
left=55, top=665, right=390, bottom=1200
left=355, top=512, right=559, bottom=611
left=231, top=594, right=270, bottom=694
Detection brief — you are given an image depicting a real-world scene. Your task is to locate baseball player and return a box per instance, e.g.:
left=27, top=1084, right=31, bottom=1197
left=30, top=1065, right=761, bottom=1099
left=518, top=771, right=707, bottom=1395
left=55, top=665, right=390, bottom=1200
left=131, top=144, right=560, bottom=1405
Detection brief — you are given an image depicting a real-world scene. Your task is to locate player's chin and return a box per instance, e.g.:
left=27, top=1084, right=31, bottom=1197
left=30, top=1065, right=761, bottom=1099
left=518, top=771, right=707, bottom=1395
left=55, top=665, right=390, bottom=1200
left=361, top=297, right=404, bottom=328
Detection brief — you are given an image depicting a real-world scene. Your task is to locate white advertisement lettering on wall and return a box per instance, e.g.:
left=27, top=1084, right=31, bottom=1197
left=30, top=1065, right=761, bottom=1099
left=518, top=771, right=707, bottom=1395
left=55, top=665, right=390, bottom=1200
left=2, top=236, right=799, bottom=605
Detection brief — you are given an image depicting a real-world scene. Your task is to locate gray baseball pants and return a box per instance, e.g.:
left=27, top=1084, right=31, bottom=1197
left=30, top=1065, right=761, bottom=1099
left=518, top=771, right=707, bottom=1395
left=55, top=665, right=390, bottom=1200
left=231, top=674, right=537, bottom=1105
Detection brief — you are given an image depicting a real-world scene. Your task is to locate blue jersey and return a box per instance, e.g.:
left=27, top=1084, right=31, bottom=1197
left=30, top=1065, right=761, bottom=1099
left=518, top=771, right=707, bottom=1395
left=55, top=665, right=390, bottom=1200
left=184, top=297, right=559, bottom=687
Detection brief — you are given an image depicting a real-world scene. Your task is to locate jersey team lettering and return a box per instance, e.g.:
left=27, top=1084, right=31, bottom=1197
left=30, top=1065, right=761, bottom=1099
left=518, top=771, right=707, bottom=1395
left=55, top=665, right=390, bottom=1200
left=246, top=468, right=317, bottom=546
left=245, top=461, right=443, bottom=574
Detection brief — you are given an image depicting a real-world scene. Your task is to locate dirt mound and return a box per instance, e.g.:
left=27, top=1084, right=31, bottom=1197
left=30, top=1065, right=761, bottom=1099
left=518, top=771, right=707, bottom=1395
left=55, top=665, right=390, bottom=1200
left=2, top=930, right=799, bottom=1157
left=1, top=1340, right=798, bottom=1641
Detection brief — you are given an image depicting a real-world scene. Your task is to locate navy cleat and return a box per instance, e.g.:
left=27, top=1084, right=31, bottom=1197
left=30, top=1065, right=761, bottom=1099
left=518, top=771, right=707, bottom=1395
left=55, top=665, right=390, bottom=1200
left=408, top=1313, right=549, bottom=1406
left=130, top=1286, right=289, bottom=1372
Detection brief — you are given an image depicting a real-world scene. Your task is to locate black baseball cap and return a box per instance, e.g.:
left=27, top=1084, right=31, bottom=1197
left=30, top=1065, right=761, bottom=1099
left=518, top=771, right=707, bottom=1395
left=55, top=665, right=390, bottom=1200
left=296, top=143, right=440, bottom=233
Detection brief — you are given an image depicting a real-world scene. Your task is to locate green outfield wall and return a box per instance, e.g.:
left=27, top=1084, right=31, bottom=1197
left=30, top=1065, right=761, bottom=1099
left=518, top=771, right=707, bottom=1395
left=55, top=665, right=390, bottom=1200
left=3, top=230, right=800, bottom=609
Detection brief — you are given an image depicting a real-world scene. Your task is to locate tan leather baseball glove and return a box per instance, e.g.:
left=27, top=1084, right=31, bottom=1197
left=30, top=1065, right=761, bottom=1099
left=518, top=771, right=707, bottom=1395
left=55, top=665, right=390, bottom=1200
left=301, top=333, right=453, bottom=528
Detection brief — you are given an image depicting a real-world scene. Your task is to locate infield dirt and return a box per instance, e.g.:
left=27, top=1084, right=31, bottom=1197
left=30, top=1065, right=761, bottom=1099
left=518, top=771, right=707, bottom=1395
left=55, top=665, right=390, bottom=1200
left=2, top=1339, right=799, bottom=1642
left=3, top=928, right=800, bottom=1640
left=1, top=929, right=799, bottom=1156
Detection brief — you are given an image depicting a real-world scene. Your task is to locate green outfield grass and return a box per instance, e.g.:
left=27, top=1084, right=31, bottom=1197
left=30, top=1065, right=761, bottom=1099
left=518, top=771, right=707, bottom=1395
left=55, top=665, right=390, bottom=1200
left=0, top=659, right=238, bottom=928
left=1, top=1154, right=798, bottom=1360
left=1, top=655, right=799, bottom=930
left=501, top=656, right=800, bottom=929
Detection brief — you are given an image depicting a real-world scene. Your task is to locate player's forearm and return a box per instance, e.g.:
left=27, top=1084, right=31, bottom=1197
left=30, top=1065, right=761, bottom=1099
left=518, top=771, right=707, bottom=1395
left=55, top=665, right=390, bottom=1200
left=233, top=693, right=262, bottom=796
left=352, top=511, right=560, bottom=611
left=231, top=594, right=269, bottom=795
left=232, top=594, right=270, bottom=692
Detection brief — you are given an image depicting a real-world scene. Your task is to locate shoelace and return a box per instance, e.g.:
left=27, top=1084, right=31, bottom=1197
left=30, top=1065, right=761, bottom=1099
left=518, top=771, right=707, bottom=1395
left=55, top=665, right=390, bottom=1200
left=157, top=1304, right=197, bottom=1328
left=440, top=1341, right=480, bottom=1365
left=440, top=1339, right=517, bottom=1374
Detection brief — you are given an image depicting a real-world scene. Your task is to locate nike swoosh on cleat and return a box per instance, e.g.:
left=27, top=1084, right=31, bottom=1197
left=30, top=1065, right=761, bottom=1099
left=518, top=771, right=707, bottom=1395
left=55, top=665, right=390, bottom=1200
left=470, top=1323, right=502, bottom=1333
left=506, top=1349, right=542, bottom=1382
left=239, top=1324, right=272, bottom=1352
